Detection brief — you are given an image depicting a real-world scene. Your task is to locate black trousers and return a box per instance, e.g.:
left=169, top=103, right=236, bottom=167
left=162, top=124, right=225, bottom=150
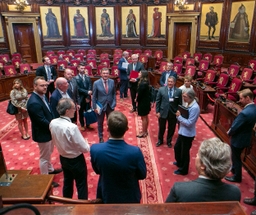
left=158, top=111, right=177, bottom=144
left=231, top=145, right=244, bottom=180
left=78, top=99, right=91, bottom=127
left=60, top=154, right=88, bottom=199
left=46, top=82, right=55, bottom=100
left=130, top=82, right=137, bottom=110
left=174, top=134, right=194, bottom=174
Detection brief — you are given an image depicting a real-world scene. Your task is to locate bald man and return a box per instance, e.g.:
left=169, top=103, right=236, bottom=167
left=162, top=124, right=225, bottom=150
left=50, top=77, right=73, bottom=118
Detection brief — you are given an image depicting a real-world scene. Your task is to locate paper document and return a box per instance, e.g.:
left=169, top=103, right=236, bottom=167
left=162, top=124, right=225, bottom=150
left=96, top=101, right=103, bottom=115
left=122, top=62, right=129, bottom=69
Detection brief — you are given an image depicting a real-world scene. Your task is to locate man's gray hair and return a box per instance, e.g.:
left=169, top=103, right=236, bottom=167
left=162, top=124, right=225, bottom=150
left=57, top=98, right=73, bottom=116
left=198, top=137, right=232, bottom=180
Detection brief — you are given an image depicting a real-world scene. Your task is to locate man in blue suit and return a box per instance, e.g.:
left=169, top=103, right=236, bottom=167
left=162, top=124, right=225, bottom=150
left=36, top=56, right=57, bottom=100
left=27, top=77, right=62, bottom=186
left=118, top=51, right=129, bottom=99
left=90, top=111, right=147, bottom=203
left=225, top=89, right=256, bottom=183
left=92, top=68, right=116, bottom=143
left=159, top=62, right=178, bottom=86
left=50, top=77, right=72, bottom=118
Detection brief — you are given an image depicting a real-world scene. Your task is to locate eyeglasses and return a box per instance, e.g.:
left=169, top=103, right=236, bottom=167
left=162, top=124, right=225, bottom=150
left=38, top=84, right=48, bottom=87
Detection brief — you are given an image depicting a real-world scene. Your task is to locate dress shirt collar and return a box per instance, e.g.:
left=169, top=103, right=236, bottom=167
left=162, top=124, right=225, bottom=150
left=198, top=175, right=213, bottom=180
left=244, top=102, right=254, bottom=109
left=60, top=116, right=71, bottom=122
left=109, top=137, right=124, bottom=140
left=188, top=99, right=197, bottom=108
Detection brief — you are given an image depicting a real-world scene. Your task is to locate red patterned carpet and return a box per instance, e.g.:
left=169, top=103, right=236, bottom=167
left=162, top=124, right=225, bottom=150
left=0, top=98, right=255, bottom=214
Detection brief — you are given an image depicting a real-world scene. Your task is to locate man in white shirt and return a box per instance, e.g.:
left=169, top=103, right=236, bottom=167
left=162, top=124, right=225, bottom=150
left=49, top=98, right=90, bottom=199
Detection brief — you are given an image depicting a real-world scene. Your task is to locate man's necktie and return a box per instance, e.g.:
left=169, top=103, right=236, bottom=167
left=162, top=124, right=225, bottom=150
left=68, top=81, right=73, bottom=92
left=169, top=88, right=173, bottom=98
left=42, top=95, right=51, bottom=111
left=104, top=80, right=108, bottom=93
left=47, top=67, right=51, bottom=81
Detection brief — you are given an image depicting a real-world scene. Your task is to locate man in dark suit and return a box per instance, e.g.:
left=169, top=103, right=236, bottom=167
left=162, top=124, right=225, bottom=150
left=64, top=68, right=80, bottom=124
left=225, top=89, right=256, bottom=183
left=36, top=56, right=57, bottom=100
left=92, top=68, right=116, bottom=143
left=75, top=63, right=92, bottom=131
left=50, top=77, right=72, bottom=118
left=166, top=137, right=241, bottom=202
left=27, top=76, right=62, bottom=186
left=90, top=111, right=147, bottom=203
left=159, top=62, right=178, bottom=86
left=243, top=176, right=256, bottom=215
left=118, top=51, right=129, bottom=100
left=155, top=76, right=182, bottom=148
left=127, top=54, right=144, bottom=112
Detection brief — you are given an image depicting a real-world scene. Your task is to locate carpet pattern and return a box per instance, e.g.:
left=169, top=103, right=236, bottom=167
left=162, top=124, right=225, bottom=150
left=0, top=97, right=255, bottom=214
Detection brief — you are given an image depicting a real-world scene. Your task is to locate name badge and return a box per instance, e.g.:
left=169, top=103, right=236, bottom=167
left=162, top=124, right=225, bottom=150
left=169, top=98, right=174, bottom=102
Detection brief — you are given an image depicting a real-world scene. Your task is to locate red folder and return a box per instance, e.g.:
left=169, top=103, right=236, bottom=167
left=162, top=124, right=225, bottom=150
left=130, top=70, right=139, bottom=79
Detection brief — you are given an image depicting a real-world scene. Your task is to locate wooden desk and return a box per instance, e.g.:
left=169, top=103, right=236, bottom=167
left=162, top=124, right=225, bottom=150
left=148, top=71, right=161, bottom=88
left=211, top=100, right=256, bottom=176
left=193, top=84, right=216, bottom=112
left=3, top=202, right=246, bottom=215
left=0, top=170, right=54, bottom=204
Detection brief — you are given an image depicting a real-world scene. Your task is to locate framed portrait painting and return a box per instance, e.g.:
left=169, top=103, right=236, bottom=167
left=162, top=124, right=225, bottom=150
left=40, top=6, right=63, bottom=41
left=68, top=7, right=89, bottom=39
left=0, top=18, right=4, bottom=42
left=147, top=5, right=166, bottom=39
left=228, top=1, right=255, bottom=43
left=121, top=6, right=140, bottom=39
left=95, top=7, right=115, bottom=39
left=200, top=3, right=223, bottom=41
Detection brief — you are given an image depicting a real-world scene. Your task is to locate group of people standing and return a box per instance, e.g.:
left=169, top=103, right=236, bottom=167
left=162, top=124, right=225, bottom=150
left=8, top=51, right=256, bottom=211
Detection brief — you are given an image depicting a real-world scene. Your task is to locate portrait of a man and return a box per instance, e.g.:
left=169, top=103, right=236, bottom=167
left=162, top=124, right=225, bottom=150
left=200, top=3, right=223, bottom=41
left=40, top=6, right=63, bottom=40
left=0, top=19, right=4, bottom=42
left=69, top=7, right=89, bottom=39
left=229, top=1, right=255, bottom=42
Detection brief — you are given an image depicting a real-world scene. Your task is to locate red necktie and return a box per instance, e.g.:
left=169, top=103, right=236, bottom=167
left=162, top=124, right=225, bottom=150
left=104, top=80, right=108, bottom=93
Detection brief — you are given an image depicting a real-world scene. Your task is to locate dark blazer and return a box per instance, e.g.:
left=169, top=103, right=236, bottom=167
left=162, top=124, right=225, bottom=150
left=228, top=103, right=256, bottom=148
left=156, top=86, right=182, bottom=118
left=36, top=65, right=57, bottom=81
left=75, top=75, right=92, bottom=105
left=160, top=70, right=178, bottom=86
left=49, top=89, right=73, bottom=118
left=90, top=139, right=147, bottom=203
left=68, top=77, right=80, bottom=104
left=165, top=178, right=241, bottom=202
left=118, top=57, right=129, bottom=81
left=27, top=92, right=54, bottom=143
left=92, top=78, right=116, bottom=111
left=127, top=61, right=144, bottom=76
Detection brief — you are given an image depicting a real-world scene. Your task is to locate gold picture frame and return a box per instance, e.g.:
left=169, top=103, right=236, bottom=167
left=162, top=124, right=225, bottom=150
left=0, top=17, right=4, bottom=42
left=121, top=6, right=140, bottom=39
left=95, top=7, right=115, bottom=39
left=200, top=3, right=223, bottom=41
left=68, top=7, right=89, bottom=39
left=40, top=6, right=63, bottom=41
left=228, top=1, right=255, bottom=43
left=147, top=5, right=166, bottom=39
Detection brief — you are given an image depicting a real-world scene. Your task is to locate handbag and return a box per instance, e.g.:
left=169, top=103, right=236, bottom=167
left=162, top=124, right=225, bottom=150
left=6, top=100, right=18, bottom=115
left=83, top=109, right=97, bottom=124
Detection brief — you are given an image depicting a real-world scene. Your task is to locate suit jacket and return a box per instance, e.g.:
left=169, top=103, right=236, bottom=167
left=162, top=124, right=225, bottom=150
left=92, top=78, right=116, bottom=111
left=160, top=70, right=178, bottom=86
left=36, top=65, right=57, bottom=81
left=228, top=103, right=256, bottom=148
left=75, top=75, right=92, bottom=105
left=49, top=89, right=73, bottom=118
left=127, top=62, right=145, bottom=88
left=27, top=92, right=55, bottom=143
left=68, top=77, right=80, bottom=104
left=118, top=57, right=129, bottom=81
left=90, top=139, right=147, bottom=203
left=165, top=177, right=241, bottom=202
left=156, top=86, right=182, bottom=118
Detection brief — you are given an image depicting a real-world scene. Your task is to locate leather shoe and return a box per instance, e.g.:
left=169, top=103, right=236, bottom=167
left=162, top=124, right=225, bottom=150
left=173, top=161, right=178, bottom=166
left=224, top=176, right=241, bottom=183
left=52, top=181, right=60, bottom=188
left=251, top=210, right=256, bottom=215
left=243, top=197, right=256, bottom=206
left=167, top=143, right=172, bottom=148
left=174, top=169, right=187, bottom=175
left=86, top=125, right=93, bottom=129
left=99, top=138, right=104, bottom=143
left=49, top=168, right=62, bottom=174
left=156, top=141, right=163, bottom=147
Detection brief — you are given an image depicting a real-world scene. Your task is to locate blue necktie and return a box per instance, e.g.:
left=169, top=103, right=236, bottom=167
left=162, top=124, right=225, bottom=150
left=169, top=88, right=173, bottom=98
